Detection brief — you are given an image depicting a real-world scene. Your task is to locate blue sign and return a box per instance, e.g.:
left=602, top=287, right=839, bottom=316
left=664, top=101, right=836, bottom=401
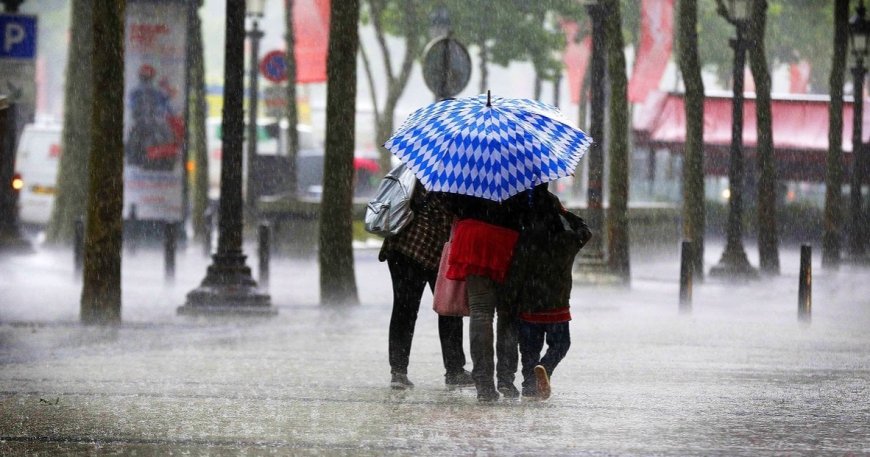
left=0, top=14, right=37, bottom=59
left=260, top=50, right=288, bottom=83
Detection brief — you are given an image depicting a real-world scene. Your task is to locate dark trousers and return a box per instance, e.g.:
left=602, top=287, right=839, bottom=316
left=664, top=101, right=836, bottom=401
left=467, top=275, right=519, bottom=388
left=518, top=320, right=570, bottom=389
left=387, top=254, right=466, bottom=375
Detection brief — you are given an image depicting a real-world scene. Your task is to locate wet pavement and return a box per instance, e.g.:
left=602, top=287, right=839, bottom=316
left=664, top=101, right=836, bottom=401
left=1, top=240, right=869, bottom=455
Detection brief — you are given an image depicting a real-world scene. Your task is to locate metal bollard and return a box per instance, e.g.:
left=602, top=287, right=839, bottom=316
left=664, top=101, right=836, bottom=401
left=74, top=217, right=84, bottom=277
left=164, top=221, right=176, bottom=282
left=679, top=240, right=693, bottom=311
left=203, top=208, right=213, bottom=258
left=798, top=244, right=812, bottom=322
left=128, top=204, right=139, bottom=254
left=258, top=222, right=270, bottom=288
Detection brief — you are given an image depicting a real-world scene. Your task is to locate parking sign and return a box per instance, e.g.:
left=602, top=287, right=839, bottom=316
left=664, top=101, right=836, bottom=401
left=0, top=14, right=37, bottom=59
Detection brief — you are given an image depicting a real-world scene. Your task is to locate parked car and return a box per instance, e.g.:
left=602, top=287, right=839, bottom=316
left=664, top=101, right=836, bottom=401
left=206, top=118, right=383, bottom=200
left=14, top=122, right=62, bottom=227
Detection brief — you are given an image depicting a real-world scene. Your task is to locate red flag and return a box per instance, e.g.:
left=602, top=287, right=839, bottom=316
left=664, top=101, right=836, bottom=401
left=561, top=20, right=592, bottom=105
left=291, top=0, right=330, bottom=83
left=628, top=0, right=674, bottom=103
left=789, top=61, right=811, bottom=94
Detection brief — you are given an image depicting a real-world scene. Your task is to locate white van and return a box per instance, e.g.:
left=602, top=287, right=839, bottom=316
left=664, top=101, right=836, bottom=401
left=14, top=122, right=62, bottom=226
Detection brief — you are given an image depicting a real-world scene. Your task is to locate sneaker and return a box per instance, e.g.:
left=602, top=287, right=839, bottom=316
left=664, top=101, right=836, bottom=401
left=497, top=382, right=520, bottom=399
left=445, top=369, right=474, bottom=388
left=534, top=365, right=550, bottom=400
left=390, top=372, right=414, bottom=390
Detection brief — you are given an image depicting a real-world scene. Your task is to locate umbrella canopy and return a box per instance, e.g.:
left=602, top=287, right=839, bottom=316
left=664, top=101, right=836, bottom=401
left=384, top=93, right=592, bottom=202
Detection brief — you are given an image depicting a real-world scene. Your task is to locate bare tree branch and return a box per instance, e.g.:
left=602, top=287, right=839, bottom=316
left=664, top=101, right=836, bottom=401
left=358, top=42, right=381, bottom=128
left=714, top=0, right=738, bottom=26
left=367, top=0, right=395, bottom=86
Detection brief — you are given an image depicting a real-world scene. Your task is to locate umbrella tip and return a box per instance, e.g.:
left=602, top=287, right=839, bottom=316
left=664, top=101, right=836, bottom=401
left=486, top=90, right=491, bottom=107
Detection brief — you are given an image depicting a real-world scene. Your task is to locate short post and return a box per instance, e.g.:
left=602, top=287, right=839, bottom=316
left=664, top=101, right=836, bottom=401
left=128, top=204, right=138, bottom=254
left=258, top=222, right=270, bottom=288
left=203, top=207, right=213, bottom=258
left=74, top=217, right=84, bottom=277
left=679, top=241, right=693, bottom=311
left=798, top=244, right=812, bottom=322
left=164, top=221, right=177, bottom=282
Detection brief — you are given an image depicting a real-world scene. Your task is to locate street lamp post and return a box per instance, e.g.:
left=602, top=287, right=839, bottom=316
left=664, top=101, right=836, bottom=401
left=710, top=0, right=758, bottom=279
left=849, top=1, right=870, bottom=260
left=180, top=0, right=274, bottom=316
left=245, top=0, right=265, bottom=217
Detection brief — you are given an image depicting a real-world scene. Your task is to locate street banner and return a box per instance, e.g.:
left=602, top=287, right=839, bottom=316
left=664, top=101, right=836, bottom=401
left=291, top=0, right=329, bottom=83
left=561, top=20, right=591, bottom=105
left=0, top=14, right=38, bottom=131
left=627, top=0, right=674, bottom=103
left=123, top=0, right=189, bottom=221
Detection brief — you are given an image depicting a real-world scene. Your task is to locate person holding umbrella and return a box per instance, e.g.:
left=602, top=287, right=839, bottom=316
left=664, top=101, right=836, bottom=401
left=385, top=92, right=592, bottom=402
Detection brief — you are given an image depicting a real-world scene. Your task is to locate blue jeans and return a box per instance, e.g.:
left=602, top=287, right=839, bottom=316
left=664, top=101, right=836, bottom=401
left=518, top=320, right=570, bottom=390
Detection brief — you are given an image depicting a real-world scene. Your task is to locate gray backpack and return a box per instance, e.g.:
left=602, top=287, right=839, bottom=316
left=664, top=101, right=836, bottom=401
left=364, top=163, right=417, bottom=237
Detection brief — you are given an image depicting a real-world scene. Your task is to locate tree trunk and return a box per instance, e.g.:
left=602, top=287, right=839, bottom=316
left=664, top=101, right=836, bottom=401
left=677, top=0, right=705, bottom=278
left=478, top=39, right=489, bottom=94
left=604, top=0, right=630, bottom=282
left=533, top=70, right=543, bottom=101
left=823, top=0, right=849, bottom=269
left=190, top=0, right=209, bottom=240
left=574, top=60, right=591, bottom=199
left=319, top=0, right=359, bottom=305
left=285, top=0, right=299, bottom=195
left=747, top=0, right=779, bottom=275
left=46, top=0, right=93, bottom=245
left=81, top=0, right=125, bottom=324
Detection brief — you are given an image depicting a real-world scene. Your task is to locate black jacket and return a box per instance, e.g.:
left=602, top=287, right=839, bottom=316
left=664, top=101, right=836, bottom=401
left=502, top=189, right=592, bottom=313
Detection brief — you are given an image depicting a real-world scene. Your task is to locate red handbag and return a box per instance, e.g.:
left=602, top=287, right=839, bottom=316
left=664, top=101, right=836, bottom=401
left=433, top=232, right=469, bottom=317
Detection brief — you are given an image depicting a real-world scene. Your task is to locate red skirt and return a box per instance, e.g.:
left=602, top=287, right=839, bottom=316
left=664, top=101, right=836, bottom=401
left=446, top=219, right=519, bottom=283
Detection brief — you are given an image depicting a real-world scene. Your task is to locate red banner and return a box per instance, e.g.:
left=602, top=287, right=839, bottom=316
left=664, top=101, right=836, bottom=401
left=628, top=0, right=674, bottom=103
left=788, top=61, right=811, bottom=94
left=291, top=0, right=330, bottom=83
left=561, top=20, right=592, bottom=105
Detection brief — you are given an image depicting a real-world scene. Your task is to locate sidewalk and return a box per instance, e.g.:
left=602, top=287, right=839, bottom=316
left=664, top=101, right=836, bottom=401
left=1, top=242, right=869, bottom=455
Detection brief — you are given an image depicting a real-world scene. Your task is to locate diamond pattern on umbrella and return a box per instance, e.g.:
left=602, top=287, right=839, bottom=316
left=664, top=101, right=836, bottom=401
left=384, top=93, right=592, bottom=202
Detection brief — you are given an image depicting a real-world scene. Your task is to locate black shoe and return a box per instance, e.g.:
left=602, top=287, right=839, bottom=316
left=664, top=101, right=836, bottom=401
left=497, top=382, right=520, bottom=399
left=521, top=384, right=539, bottom=399
left=390, top=372, right=414, bottom=390
left=445, top=369, right=474, bottom=388
left=476, top=383, right=500, bottom=402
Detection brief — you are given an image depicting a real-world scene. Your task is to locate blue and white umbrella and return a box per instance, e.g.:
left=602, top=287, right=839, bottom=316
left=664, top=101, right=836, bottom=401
left=384, top=92, right=592, bottom=202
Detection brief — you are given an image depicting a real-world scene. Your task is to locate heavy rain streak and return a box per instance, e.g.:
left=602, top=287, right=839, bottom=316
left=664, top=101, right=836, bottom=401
left=0, top=0, right=868, bottom=455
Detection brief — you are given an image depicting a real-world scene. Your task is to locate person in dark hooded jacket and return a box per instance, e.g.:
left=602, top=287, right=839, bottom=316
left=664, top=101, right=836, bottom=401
left=502, top=185, right=591, bottom=399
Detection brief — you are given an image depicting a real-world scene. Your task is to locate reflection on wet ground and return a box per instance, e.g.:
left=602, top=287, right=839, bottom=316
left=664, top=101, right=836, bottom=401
left=0, top=243, right=868, bottom=455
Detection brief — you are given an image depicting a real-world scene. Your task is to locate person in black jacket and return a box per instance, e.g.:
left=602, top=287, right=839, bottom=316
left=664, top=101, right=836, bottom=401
left=503, top=185, right=591, bottom=399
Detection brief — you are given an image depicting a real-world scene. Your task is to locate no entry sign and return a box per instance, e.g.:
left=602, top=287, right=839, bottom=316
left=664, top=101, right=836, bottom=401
left=260, top=50, right=288, bottom=83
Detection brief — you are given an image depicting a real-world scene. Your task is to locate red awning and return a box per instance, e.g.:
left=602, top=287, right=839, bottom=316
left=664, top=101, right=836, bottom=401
left=292, top=0, right=329, bottom=83
left=633, top=91, right=869, bottom=181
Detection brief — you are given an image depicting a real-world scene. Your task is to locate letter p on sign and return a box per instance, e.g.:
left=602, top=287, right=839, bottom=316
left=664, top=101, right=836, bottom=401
left=0, top=15, right=37, bottom=59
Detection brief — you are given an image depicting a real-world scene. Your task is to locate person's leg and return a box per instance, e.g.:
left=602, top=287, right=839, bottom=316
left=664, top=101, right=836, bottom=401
left=539, top=322, right=571, bottom=378
left=426, top=274, right=469, bottom=383
left=496, top=302, right=519, bottom=397
left=387, top=256, right=427, bottom=385
left=517, top=320, right=546, bottom=396
left=467, top=275, right=498, bottom=401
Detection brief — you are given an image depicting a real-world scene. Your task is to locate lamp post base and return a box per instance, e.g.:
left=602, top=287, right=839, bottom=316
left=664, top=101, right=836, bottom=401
left=178, top=253, right=276, bottom=316
left=709, top=248, right=758, bottom=279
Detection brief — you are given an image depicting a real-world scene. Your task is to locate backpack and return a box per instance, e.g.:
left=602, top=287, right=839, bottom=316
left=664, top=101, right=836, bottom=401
left=364, top=163, right=417, bottom=237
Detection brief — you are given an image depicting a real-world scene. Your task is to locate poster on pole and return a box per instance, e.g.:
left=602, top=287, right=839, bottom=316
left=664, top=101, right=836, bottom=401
left=123, top=0, right=189, bottom=221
